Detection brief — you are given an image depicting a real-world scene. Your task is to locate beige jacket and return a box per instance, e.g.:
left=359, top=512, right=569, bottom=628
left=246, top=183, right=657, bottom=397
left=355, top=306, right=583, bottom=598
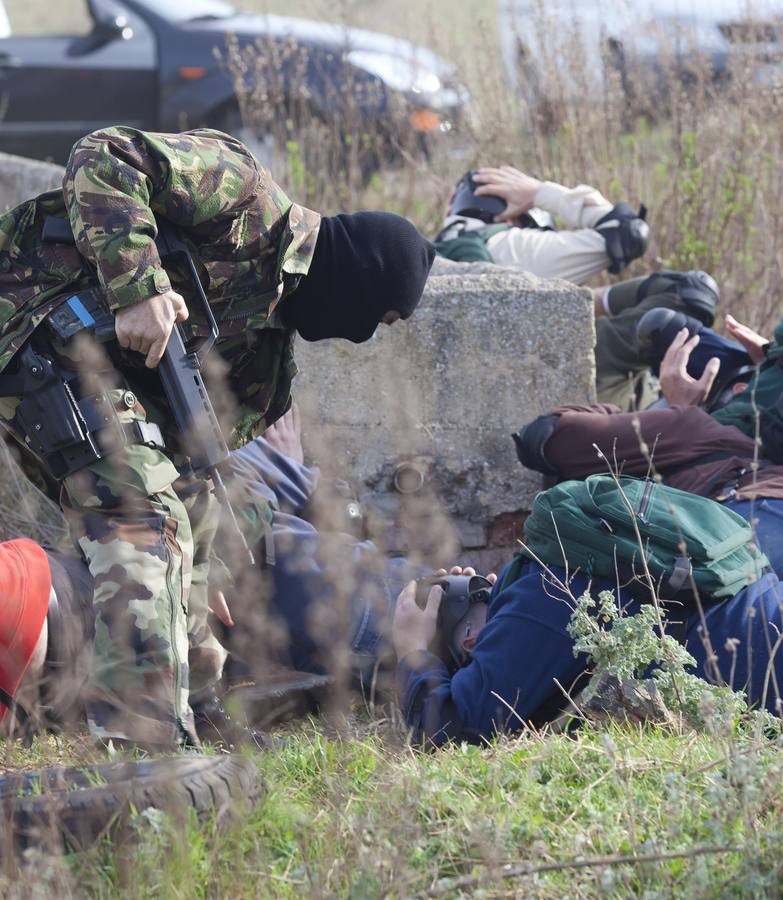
left=441, top=181, right=613, bottom=284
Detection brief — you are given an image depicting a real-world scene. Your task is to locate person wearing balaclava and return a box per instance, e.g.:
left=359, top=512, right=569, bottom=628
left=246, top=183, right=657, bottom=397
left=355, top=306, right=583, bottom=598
left=281, top=211, right=435, bottom=343
left=4, top=125, right=434, bottom=753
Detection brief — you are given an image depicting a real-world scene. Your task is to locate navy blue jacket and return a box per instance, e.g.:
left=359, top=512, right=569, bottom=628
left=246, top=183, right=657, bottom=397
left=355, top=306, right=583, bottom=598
left=397, top=562, right=783, bottom=747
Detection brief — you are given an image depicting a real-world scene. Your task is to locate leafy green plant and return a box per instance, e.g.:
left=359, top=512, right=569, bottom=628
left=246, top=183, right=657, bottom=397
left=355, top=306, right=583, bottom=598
left=568, top=589, right=778, bottom=734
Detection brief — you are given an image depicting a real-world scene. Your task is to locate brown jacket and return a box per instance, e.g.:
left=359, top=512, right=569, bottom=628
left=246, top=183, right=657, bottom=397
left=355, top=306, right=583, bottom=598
left=544, top=403, right=783, bottom=501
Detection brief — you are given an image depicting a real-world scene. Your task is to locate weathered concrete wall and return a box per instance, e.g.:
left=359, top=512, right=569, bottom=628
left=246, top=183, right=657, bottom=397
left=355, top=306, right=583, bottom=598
left=295, top=257, right=596, bottom=568
left=0, top=153, right=64, bottom=212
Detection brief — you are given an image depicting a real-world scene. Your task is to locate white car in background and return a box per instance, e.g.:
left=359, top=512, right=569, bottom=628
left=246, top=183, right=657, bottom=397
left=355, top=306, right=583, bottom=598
left=497, top=0, right=783, bottom=109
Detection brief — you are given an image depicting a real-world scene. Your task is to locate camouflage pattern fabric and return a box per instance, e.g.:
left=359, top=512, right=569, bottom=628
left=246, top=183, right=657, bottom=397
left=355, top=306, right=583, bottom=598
left=0, top=127, right=321, bottom=746
left=0, top=126, right=320, bottom=438
left=61, top=436, right=196, bottom=747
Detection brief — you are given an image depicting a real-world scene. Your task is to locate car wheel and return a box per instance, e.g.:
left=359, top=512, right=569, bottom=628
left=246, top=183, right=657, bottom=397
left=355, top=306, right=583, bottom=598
left=0, top=754, right=262, bottom=858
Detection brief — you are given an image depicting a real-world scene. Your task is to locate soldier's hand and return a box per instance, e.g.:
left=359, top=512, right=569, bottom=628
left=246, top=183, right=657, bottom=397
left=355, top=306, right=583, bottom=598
left=473, top=166, right=543, bottom=223
left=115, top=290, right=189, bottom=369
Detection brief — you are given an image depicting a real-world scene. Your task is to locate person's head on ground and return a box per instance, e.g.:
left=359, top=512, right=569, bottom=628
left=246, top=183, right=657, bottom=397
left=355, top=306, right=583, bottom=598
left=0, top=540, right=51, bottom=738
left=281, top=212, right=435, bottom=343
left=392, top=566, right=496, bottom=670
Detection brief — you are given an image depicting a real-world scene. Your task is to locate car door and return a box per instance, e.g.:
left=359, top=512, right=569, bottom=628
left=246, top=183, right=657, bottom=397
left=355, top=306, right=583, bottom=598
left=0, top=0, right=158, bottom=163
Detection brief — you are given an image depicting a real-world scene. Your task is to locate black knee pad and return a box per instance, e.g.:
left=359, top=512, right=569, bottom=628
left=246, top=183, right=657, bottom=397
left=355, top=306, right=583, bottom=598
left=594, top=202, right=651, bottom=274
left=511, top=413, right=560, bottom=475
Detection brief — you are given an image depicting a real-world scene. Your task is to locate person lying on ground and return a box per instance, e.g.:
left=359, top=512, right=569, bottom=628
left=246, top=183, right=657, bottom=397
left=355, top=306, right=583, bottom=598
left=393, top=550, right=783, bottom=747
left=0, top=408, right=432, bottom=743
left=9, top=399, right=780, bottom=755
left=0, top=125, right=435, bottom=751
left=434, top=165, right=649, bottom=283
left=513, top=321, right=783, bottom=577
left=0, top=538, right=93, bottom=740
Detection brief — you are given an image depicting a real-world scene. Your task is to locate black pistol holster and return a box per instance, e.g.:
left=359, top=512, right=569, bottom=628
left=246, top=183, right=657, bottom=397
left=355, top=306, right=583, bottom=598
left=0, top=290, right=164, bottom=481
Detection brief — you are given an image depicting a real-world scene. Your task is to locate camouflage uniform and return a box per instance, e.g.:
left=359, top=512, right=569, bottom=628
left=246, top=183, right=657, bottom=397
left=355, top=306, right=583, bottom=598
left=0, top=127, right=320, bottom=746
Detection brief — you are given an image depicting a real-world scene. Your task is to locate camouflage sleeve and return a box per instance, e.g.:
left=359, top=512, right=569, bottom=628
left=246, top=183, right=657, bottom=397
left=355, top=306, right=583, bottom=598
left=63, top=127, right=264, bottom=310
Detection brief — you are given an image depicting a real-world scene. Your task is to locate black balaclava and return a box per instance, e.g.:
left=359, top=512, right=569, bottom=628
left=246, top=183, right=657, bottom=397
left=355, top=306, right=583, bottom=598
left=281, top=211, right=436, bottom=343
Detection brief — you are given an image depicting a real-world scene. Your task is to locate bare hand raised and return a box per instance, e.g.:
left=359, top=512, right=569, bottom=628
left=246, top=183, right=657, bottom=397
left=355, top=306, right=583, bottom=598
left=659, top=328, right=720, bottom=407
left=264, top=403, right=304, bottom=464
left=725, top=314, right=768, bottom=365
left=115, top=290, right=189, bottom=369
left=472, top=166, right=543, bottom=223
left=392, top=580, right=442, bottom=659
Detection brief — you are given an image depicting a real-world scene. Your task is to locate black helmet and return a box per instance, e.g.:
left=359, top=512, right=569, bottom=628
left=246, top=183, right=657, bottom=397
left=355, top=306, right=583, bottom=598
left=414, top=574, right=493, bottom=670
left=636, top=307, right=704, bottom=373
left=638, top=270, right=719, bottom=328
left=448, top=170, right=506, bottom=222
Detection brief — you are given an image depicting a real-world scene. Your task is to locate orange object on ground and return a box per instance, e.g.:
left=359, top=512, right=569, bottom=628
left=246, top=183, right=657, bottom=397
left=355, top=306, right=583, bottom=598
left=0, top=539, right=51, bottom=720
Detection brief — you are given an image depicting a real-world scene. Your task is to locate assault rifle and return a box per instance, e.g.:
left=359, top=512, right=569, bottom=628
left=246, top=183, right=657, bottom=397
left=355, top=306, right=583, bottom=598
left=154, top=222, right=255, bottom=566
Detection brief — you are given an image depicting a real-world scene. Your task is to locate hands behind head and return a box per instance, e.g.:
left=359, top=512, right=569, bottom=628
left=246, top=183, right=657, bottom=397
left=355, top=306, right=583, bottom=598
left=659, top=328, right=720, bottom=407
left=392, top=566, right=497, bottom=662
left=472, top=166, right=543, bottom=224
left=114, top=290, right=189, bottom=368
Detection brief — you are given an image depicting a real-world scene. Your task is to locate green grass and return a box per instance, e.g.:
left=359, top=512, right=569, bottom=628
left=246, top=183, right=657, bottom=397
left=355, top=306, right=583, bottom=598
left=4, top=721, right=783, bottom=897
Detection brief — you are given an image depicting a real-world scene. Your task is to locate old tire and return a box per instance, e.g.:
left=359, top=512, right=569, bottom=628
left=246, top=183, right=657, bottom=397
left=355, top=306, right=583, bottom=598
left=0, top=754, right=261, bottom=857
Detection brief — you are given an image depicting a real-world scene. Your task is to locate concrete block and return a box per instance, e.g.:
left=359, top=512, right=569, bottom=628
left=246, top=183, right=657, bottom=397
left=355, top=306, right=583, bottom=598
left=295, top=260, right=596, bottom=552
left=0, top=153, right=64, bottom=212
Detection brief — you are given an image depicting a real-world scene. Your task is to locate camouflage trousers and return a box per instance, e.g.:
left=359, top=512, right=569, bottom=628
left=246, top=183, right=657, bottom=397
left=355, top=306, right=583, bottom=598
left=0, top=380, right=227, bottom=749
left=63, top=438, right=226, bottom=747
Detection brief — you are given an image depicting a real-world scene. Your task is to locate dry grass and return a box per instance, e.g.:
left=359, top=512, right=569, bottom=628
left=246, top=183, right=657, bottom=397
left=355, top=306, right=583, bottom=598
left=222, top=2, right=783, bottom=334
left=6, top=1, right=783, bottom=332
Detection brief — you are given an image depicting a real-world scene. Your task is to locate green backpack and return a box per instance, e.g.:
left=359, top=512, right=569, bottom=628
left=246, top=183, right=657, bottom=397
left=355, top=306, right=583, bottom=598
left=712, top=318, right=783, bottom=462
left=433, top=223, right=511, bottom=263
left=504, top=475, right=768, bottom=600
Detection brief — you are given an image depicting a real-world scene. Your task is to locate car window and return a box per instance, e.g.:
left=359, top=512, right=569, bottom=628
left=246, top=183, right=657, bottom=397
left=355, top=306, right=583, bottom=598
left=3, top=0, right=92, bottom=35
left=134, top=0, right=237, bottom=22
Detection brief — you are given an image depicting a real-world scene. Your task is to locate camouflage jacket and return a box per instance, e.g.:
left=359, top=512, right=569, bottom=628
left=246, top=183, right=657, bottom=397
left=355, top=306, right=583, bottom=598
left=0, top=127, right=321, bottom=439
